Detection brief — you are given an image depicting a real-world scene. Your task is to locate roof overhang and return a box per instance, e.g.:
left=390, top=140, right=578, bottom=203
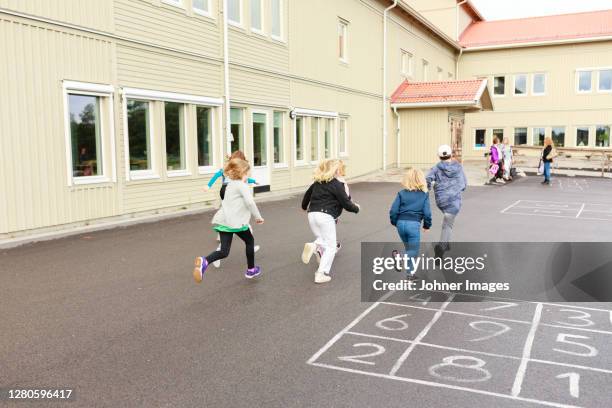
left=462, top=34, right=612, bottom=51
left=391, top=79, right=494, bottom=111
left=459, top=0, right=484, bottom=22
left=395, top=1, right=462, bottom=51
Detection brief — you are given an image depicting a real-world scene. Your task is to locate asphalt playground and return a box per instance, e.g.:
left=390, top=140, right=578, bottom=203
left=1, top=175, right=612, bottom=407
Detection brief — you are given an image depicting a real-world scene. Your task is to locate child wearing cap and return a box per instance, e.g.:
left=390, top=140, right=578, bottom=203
left=426, top=145, right=467, bottom=257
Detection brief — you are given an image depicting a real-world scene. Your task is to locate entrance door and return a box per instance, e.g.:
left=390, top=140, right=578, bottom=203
left=450, top=114, right=464, bottom=162
left=251, top=111, right=270, bottom=187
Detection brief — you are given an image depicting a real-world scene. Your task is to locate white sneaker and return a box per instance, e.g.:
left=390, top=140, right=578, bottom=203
left=315, top=272, right=332, bottom=284
left=254, top=245, right=260, bottom=253
left=302, top=242, right=316, bottom=264
left=213, top=245, right=221, bottom=268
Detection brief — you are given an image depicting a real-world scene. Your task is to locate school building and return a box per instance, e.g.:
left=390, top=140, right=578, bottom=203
left=0, top=0, right=611, bottom=239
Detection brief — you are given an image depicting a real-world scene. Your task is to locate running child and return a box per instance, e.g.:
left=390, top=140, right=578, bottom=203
left=193, top=158, right=264, bottom=283
left=389, top=168, right=432, bottom=280
left=301, top=159, right=360, bottom=284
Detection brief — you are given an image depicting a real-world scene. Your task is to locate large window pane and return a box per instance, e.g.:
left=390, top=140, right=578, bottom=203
left=493, top=76, right=505, bottom=96
left=324, top=119, right=332, bottom=158
left=338, top=20, right=348, bottom=61
left=514, top=75, right=527, bottom=95
left=533, top=73, right=546, bottom=94
left=127, top=99, right=151, bottom=171
left=552, top=127, right=565, bottom=147
left=228, top=0, right=241, bottom=24
left=295, top=116, right=304, bottom=161
left=70, top=94, right=102, bottom=177
left=273, top=111, right=284, bottom=163
left=492, top=128, right=504, bottom=143
left=475, top=129, right=486, bottom=148
left=271, top=0, right=282, bottom=38
left=252, top=113, right=267, bottom=167
left=533, top=128, right=545, bottom=146
left=578, top=71, right=592, bottom=92
left=250, top=0, right=262, bottom=31
left=514, top=127, right=527, bottom=146
left=599, top=70, right=612, bottom=91
left=197, top=107, right=212, bottom=167
left=339, top=118, right=347, bottom=155
left=596, top=125, right=610, bottom=147
left=165, top=102, right=185, bottom=171
left=193, top=0, right=209, bottom=13
left=576, top=127, right=589, bottom=147
left=310, top=117, right=319, bottom=162
left=230, top=108, right=244, bottom=153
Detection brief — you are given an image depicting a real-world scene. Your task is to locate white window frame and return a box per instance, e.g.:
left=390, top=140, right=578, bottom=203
left=192, top=0, right=212, bottom=18
left=338, top=18, right=349, bottom=64
left=270, top=0, right=285, bottom=42
left=251, top=109, right=270, bottom=170
left=294, top=115, right=307, bottom=166
left=338, top=117, right=349, bottom=157
left=195, top=104, right=218, bottom=175
left=422, top=59, right=429, bottom=81
left=401, top=49, right=413, bottom=78
left=513, top=74, right=528, bottom=96
left=272, top=111, right=288, bottom=168
left=474, top=128, right=487, bottom=149
left=595, top=124, right=611, bottom=147
left=597, top=68, right=612, bottom=94
left=532, top=73, right=546, bottom=96
left=513, top=127, right=528, bottom=146
left=122, top=97, right=158, bottom=181
left=492, top=75, right=506, bottom=97
left=576, top=69, right=593, bottom=94
left=164, top=102, right=190, bottom=178
left=575, top=126, right=591, bottom=148
left=250, top=0, right=264, bottom=35
left=228, top=106, right=245, bottom=155
left=63, top=81, right=116, bottom=187
left=309, top=117, right=320, bottom=165
left=227, top=0, right=243, bottom=27
left=161, top=0, right=185, bottom=9
left=532, top=127, right=546, bottom=146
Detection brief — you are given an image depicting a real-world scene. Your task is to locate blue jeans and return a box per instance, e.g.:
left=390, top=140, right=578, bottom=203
left=543, top=161, right=551, bottom=182
left=396, top=220, right=421, bottom=275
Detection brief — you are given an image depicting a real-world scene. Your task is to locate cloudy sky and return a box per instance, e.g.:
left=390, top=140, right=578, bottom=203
left=471, top=0, right=612, bottom=20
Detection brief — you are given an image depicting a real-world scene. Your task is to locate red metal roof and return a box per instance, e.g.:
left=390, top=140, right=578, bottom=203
left=390, top=79, right=486, bottom=105
left=460, top=9, right=612, bottom=48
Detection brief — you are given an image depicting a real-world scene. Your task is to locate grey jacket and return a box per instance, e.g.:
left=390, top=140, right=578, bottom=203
left=426, top=161, right=467, bottom=215
left=211, top=180, right=262, bottom=229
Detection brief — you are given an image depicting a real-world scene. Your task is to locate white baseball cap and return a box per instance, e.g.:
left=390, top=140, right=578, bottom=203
left=438, top=144, right=452, bottom=158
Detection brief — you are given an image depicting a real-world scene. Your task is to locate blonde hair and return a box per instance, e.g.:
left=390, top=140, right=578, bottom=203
left=229, top=150, right=247, bottom=161
left=401, top=167, right=428, bottom=193
left=224, top=158, right=250, bottom=180
left=314, top=159, right=346, bottom=182
left=544, top=136, right=554, bottom=147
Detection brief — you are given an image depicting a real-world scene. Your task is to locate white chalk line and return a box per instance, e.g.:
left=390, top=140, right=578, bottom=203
left=512, top=303, right=543, bottom=397
left=502, top=211, right=609, bottom=221
left=309, top=362, right=580, bottom=408
left=388, top=294, right=456, bottom=376
left=576, top=203, right=586, bottom=218
left=500, top=200, right=522, bottom=214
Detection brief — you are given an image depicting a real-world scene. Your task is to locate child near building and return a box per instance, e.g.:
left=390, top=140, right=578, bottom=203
left=193, top=158, right=264, bottom=283
left=389, top=168, right=432, bottom=279
left=301, top=159, right=360, bottom=284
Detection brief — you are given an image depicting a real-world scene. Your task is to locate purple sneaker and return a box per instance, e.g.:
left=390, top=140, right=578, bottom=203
left=193, top=256, right=208, bottom=283
left=245, top=266, right=262, bottom=279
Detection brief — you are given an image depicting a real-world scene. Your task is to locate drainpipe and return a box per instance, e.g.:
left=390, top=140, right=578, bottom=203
left=455, top=47, right=463, bottom=79
left=382, top=0, right=398, bottom=171
left=393, top=106, right=401, bottom=168
left=222, top=0, right=232, bottom=154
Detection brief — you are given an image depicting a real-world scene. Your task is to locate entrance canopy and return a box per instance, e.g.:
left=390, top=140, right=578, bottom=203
left=390, top=79, right=493, bottom=111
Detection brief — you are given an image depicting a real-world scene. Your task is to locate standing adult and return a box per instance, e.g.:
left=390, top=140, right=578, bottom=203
left=541, top=136, right=556, bottom=185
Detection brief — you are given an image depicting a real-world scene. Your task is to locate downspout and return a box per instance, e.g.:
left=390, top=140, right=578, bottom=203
left=455, top=0, right=467, bottom=79
left=393, top=106, right=401, bottom=168
left=382, top=0, right=398, bottom=170
left=455, top=47, right=463, bottom=79
left=222, top=0, right=232, bottom=154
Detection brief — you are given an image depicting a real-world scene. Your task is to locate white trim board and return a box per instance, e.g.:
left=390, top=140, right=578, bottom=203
left=122, top=87, right=223, bottom=106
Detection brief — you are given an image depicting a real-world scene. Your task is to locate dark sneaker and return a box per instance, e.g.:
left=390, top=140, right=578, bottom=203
left=391, top=250, right=402, bottom=272
left=434, top=244, right=445, bottom=258
left=336, top=242, right=342, bottom=251
left=407, top=274, right=419, bottom=281
left=245, top=266, right=262, bottom=279
left=193, top=256, right=208, bottom=283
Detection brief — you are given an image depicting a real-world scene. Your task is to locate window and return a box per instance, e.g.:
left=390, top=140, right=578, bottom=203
left=127, top=99, right=152, bottom=173
left=324, top=119, right=332, bottom=158
left=339, top=118, right=348, bottom=156
left=193, top=0, right=210, bottom=16
left=230, top=108, right=244, bottom=153
left=228, top=0, right=242, bottom=26
left=448, top=72, right=453, bottom=79
left=250, top=0, right=263, bottom=33
left=596, top=125, right=610, bottom=147
left=437, top=67, right=443, bottom=81
left=492, top=128, right=504, bottom=143
left=401, top=50, right=413, bottom=77
left=532, top=73, right=546, bottom=95
left=513, top=74, right=527, bottom=95
left=422, top=59, right=429, bottom=81
left=162, top=0, right=183, bottom=7
left=338, top=19, right=348, bottom=62
left=197, top=106, right=213, bottom=169
left=576, top=127, right=589, bottom=147
left=69, top=94, right=103, bottom=178
left=165, top=102, right=187, bottom=173
left=533, top=128, right=546, bottom=146
left=252, top=112, right=267, bottom=166
left=514, top=127, right=528, bottom=146
left=577, top=70, right=592, bottom=92
left=271, top=0, right=283, bottom=40
left=273, top=112, right=285, bottom=164
left=474, top=129, right=486, bottom=148
left=493, top=76, right=505, bottom=96
left=552, top=127, right=565, bottom=147
left=295, top=116, right=305, bottom=163
left=310, top=117, right=319, bottom=163
left=598, top=69, right=612, bottom=92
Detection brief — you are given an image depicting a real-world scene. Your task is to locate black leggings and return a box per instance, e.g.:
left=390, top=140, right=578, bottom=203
left=206, top=230, right=255, bottom=269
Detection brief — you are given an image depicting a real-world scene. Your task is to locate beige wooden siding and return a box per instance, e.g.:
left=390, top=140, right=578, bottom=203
left=0, top=0, right=113, bottom=32
left=399, top=108, right=450, bottom=167
left=113, top=0, right=220, bottom=59
left=228, top=28, right=289, bottom=73
left=230, top=67, right=290, bottom=106
left=0, top=18, right=117, bottom=234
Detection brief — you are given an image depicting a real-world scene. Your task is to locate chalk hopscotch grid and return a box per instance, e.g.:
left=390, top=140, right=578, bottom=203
left=501, top=200, right=612, bottom=221
left=307, top=296, right=612, bottom=408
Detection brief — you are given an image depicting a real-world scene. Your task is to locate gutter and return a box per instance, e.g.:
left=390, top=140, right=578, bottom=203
left=391, top=100, right=479, bottom=109
left=382, top=0, right=399, bottom=171
left=462, top=35, right=612, bottom=51
left=393, top=106, right=401, bottom=168
left=222, top=0, right=232, bottom=154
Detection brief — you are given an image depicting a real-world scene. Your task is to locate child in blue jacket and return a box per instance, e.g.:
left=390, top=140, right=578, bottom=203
left=204, top=150, right=257, bottom=199
left=389, top=168, right=432, bottom=279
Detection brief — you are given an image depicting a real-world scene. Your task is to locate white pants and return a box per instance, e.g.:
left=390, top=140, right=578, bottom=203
left=308, top=212, right=337, bottom=275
